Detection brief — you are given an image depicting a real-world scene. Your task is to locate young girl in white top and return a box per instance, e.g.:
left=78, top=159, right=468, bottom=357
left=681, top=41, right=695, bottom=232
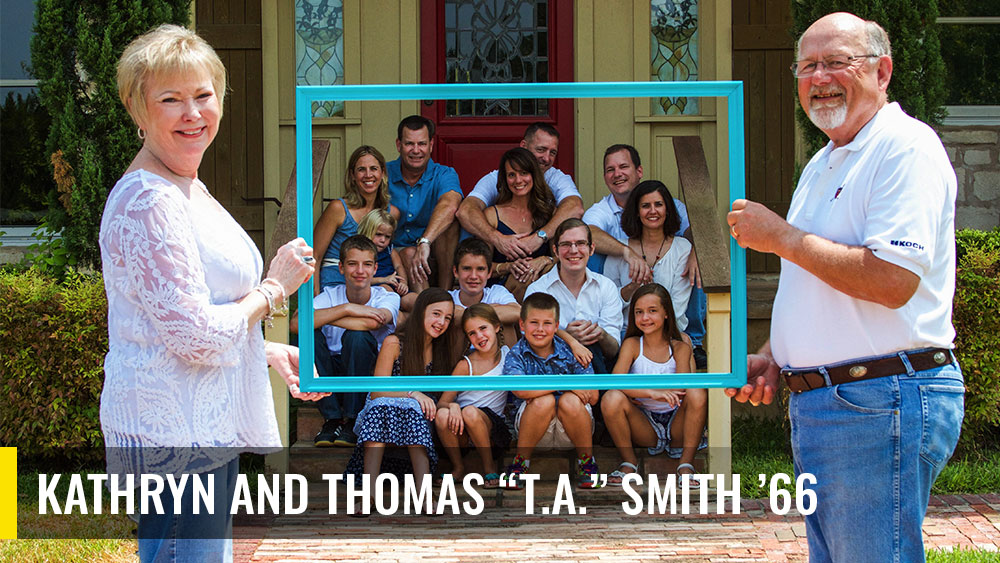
left=603, top=283, right=708, bottom=487
left=435, top=303, right=512, bottom=488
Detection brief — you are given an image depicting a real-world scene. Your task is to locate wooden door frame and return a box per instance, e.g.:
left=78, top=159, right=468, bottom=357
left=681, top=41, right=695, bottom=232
left=418, top=0, right=575, bottom=180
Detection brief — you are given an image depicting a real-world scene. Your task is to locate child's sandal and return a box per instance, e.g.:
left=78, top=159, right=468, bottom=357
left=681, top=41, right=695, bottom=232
left=677, top=463, right=701, bottom=490
left=608, top=461, right=639, bottom=487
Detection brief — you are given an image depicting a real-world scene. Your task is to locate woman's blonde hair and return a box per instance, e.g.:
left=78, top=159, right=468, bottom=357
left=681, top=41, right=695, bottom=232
left=117, top=24, right=226, bottom=127
left=357, top=208, right=396, bottom=241
left=343, top=145, right=390, bottom=210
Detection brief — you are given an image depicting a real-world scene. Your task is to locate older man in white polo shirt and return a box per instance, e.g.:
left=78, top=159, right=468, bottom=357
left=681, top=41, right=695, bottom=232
left=726, top=13, right=963, bottom=563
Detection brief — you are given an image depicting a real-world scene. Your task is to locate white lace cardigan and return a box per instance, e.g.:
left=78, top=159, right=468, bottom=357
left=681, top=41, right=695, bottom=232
left=99, top=170, right=281, bottom=474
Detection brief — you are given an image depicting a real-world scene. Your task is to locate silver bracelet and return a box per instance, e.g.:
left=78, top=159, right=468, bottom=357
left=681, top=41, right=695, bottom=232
left=254, top=285, right=277, bottom=327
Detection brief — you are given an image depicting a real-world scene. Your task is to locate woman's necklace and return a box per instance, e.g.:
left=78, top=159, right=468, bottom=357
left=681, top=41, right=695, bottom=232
left=640, top=236, right=666, bottom=265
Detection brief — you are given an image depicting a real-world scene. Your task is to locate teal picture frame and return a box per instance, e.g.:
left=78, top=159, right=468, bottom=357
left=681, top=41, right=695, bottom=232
left=295, top=81, right=746, bottom=392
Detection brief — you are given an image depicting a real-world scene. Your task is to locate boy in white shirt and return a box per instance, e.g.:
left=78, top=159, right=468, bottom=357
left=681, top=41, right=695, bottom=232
left=291, top=235, right=400, bottom=447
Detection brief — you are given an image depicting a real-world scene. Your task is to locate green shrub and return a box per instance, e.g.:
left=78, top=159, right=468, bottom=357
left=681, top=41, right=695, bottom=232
left=953, top=228, right=1000, bottom=451
left=30, top=1, right=191, bottom=268
left=0, top=269, right=107, bottom=466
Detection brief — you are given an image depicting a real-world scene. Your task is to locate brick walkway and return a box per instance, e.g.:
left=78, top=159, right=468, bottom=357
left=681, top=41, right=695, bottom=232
left=233, top=494, right=1000, bottom=562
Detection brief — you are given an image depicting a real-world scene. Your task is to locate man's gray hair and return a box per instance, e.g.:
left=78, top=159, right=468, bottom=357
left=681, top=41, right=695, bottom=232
left=795, top=17, right=893, bottom=59
left=864, top=20, right=892, bottom=58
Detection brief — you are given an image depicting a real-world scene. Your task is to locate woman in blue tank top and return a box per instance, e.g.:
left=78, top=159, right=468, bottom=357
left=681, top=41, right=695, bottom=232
left=314, top=146, right=399, bottom=291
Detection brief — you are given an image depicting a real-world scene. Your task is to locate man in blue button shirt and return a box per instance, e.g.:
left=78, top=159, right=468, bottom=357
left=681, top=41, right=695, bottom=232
left=387, top=115, right=463, bottom=291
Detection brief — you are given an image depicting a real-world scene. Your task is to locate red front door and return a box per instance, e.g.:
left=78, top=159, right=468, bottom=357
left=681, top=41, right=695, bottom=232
left=420, top=0, right=574, bottom=194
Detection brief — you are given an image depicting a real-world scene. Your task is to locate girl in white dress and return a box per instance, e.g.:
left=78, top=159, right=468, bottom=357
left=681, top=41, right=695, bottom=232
left=602, top=283, right=707, bottom=487
left=436, top=304, right=512, bottom=488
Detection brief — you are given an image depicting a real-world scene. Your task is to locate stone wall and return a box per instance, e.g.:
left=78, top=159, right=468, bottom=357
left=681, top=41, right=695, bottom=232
left=941, top=126, right=1000, bottom=231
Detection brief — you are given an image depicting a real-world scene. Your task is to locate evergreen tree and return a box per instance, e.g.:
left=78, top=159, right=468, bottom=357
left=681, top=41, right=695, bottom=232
left=30, top=1, right=190, bottom=268
left=792, top=2, right=948, bottom=156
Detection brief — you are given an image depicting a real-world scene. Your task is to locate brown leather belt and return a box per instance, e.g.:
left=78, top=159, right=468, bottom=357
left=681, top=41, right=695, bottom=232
left=782, top=348, right=954, bottom=393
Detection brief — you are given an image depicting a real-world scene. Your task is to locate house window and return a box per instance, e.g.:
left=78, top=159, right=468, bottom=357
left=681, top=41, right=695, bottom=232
left=295, top=0, right=344, bottom=118
left=650, top=0, right=699, bottom=116
left=937, top=1, right=999, bottom=124
left=443, top=0, right=550, bottom=117
left=1, top=0, right=52, bottom=226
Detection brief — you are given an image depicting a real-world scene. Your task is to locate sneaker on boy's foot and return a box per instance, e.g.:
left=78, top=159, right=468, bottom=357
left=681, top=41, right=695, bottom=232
left=333, top=423, right=356, bottom=447
left=577, top=454, right=602, bottom=489
left=693, top=346, right=708, bottom=370
left=314, top=419, right=341, bottom=447
left=502, top=455, right=529, bottom=490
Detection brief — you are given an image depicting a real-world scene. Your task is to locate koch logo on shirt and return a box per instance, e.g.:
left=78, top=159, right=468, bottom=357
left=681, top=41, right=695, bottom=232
left=891, top=240, right=925, bottom=251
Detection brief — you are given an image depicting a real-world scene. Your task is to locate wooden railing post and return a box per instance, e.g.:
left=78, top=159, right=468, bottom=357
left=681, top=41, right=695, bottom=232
left=673, top=136, right=733, bottom=480
left=265, top=140, right=330, bottom=473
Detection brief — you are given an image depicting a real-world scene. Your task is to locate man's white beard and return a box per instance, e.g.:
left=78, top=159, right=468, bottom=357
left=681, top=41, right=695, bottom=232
left=808, top=101, right=847, bottom=131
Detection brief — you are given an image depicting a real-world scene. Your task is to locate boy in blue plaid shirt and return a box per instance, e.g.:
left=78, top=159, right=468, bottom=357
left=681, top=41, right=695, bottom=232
left=502, top=293, right=601, bottom=489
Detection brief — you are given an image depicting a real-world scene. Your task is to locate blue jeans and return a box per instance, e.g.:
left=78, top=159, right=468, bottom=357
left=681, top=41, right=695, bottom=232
left=683, top=286, right=706, bottom=347
left=137, top=457, right=238, bottom=563
left=788, top=351, right=964, bottom=563
left=316, top=329, right=377, bottom=421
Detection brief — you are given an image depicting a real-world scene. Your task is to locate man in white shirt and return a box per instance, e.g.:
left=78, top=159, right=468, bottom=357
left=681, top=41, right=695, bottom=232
left=525, top=218, right=624, bottom=374
left=583, top=144, right=706, bottom=367
left=726, top=13, right=963, bottom=562
left=291, top=235, right=400, bottom=448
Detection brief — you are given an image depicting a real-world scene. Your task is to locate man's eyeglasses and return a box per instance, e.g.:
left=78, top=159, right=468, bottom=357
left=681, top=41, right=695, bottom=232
left=557, top=240, right=590, bottom=250
left=790, top=54, right=879, bottom=78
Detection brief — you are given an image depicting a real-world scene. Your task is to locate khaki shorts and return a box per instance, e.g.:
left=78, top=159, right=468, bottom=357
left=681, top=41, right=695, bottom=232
left=513, top=396, right=594, bottom=450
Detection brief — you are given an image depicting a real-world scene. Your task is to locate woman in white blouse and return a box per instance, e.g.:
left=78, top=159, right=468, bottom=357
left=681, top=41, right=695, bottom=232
left=603, top=180, right=692, bottom=331
left=100, top=25, right=324, bottom=562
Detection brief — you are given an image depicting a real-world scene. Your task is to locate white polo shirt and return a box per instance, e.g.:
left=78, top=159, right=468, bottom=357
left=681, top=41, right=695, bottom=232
left=468, top=166, right=580, bottom=205
left=524, top=266, right=624, bottom=344
left=582, top=193, right=690, bottom=241
left=770, top=102, right=957, bottom=368
left=449, top=284, right=518, bottom=307
left=314, top=285, right=400, bottom=355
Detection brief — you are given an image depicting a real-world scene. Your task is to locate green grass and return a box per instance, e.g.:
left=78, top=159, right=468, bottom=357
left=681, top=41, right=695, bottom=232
left=731, top=415, right=796, bottom=498
left=16, top=471, right=135, bottom=538
left=0, top=538, right=136, bottom=563
left=933, top=450, right=1000, bottom=495
left=926, top=546, right=1000, bottom=562
left=730, top=415, right=1000, bottom=498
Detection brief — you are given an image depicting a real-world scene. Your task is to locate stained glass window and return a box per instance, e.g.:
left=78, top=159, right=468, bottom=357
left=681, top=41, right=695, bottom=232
left=295, top=0, right=344, bottom=118
left=444, top=0, right=549, bottom=117
left=650, top=0, right=699, bottom=115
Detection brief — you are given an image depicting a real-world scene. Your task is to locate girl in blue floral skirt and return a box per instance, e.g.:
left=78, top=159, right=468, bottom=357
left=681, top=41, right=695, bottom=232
left=345, top=288, right=462, bottom=487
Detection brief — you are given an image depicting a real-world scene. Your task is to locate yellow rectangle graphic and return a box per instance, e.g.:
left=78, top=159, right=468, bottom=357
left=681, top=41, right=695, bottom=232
left=0, top=447, right=15, bottom=539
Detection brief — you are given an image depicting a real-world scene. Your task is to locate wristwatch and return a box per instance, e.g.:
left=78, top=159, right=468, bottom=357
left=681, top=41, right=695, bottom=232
left=416, top=237, right=430, bottom=246
left=536, top=230, right=548, bottom=241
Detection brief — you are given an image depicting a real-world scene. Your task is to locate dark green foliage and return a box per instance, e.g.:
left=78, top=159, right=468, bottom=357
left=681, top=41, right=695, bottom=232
left=953, top=228, right=1000, bottom=451
left=0, top=92, right=55, bottom=225
left=0, top=269, right=108, bottom=466
left=791, top=1, right=948, bottom=156
left=29, top=1, right=190, bottom=268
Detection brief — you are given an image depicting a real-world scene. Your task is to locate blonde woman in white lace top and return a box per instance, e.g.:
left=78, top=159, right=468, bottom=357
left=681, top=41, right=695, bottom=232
left=101, top=25, right=324, bottom=562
